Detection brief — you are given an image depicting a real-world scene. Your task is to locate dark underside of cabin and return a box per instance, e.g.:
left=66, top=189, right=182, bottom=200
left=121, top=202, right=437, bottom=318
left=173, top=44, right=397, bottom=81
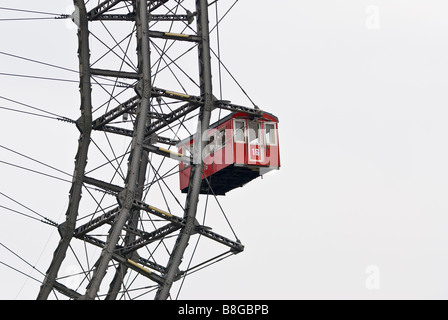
left=181, top=164, right=262, bottom=196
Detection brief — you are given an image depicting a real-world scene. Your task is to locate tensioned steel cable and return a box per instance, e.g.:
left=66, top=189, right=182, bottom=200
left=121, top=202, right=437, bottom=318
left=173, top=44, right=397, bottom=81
left=0, top=205, right=45, bottom=225
left=0, top=94, right=75, bottom=124
left=173, top=0, right=241, bottom=299
left=0, top=17, right=64, bottom=21
left=0, top=144, right=71, bottom=177
left=0, top=6, right=65, bottom=16
left=0, top=191, right=58, bottom=226
left=0, top=71, right=130, bottom=88
left=0, top=7, right=69, bottom=21
left=0, top=160, right=72, bottom=184
left=0, top=242, right=46, bottom=277
left=0, top=51, right=132, bottom=88
left=210, top=47, right=258, bottom=107
left=152, top=1, right=185, bottom=87
left=1, top=0, right=253, bottom=300
left=0, top=51, right=78, bottom=74
left=209, top=0, right=240, bottom=33
left=0, top=258, right=43, bottom=285
left=151, top=43, right=193, bottom=95
left=0, top=106, right=63, bottom=121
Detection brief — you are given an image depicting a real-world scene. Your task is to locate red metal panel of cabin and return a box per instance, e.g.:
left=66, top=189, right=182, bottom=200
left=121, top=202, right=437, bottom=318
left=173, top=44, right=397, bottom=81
left=232, top=113, right=281, bottom=169
left=178, top=143, right=193, bottom=191
left=202, top=120, right=233, bottom=177
left=263, top=119, right=280, bottom=168
left=232, top=117, right=247, bottom=166
left=246, top=120, right=266, bottom=166
left=179, top=112, right=280, bottom=193
left=178, top=118, right=234, bottom=192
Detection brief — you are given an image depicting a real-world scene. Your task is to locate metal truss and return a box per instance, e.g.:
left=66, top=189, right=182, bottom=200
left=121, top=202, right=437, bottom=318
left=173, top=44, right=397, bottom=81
left=37, top=0, right=256, bottom=300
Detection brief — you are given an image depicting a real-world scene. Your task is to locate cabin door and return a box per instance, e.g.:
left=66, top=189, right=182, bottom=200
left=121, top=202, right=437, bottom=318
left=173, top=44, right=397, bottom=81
left=247, top=121, right=265, bottom=165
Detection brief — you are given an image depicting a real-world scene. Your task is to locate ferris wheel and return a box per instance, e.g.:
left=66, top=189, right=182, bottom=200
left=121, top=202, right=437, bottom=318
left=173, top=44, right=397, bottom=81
left=1, top=0, right=280, bottom=300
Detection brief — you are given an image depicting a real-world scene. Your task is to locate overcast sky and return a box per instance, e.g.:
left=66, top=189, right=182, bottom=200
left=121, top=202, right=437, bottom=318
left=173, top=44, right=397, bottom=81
left=1, top=0, right=448, bottom=300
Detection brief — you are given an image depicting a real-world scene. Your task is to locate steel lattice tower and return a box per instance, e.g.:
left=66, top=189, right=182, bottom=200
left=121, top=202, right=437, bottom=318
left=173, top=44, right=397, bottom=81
left=37, top=0, right=262, bottom=300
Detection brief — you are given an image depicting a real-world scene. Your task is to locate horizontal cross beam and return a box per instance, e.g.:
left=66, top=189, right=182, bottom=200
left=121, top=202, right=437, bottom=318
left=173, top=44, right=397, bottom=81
left=96, top=13, right=194, bottom=22
left=92, top=95, right=140, bottom=129
left=133, top=200, right=244, bottom=253
left=88, top=0, right=168, bottom=20
left=90, top=68, right=139, bottom=80
left=119, top=222, right=182, bottom=255
left=83, top=176, right=124, bottom=194
left=73, top=207, right=120, bottom=237
left=215, top=100, right=263, bottom=117
left=148, top=30, right=201, bottom=42
left=88, top=0, right=123, bottom=21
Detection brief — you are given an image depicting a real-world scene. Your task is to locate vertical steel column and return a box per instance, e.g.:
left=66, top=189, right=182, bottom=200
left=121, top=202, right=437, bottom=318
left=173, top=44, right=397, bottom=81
left=83, top=0, right=152, bottom=300
left=155, top=0, right=214, bottom=300
left=37, top=0, right=92, bottom=300
left=105, top=130, right=150, bottom=300
left=104, top=2, right=152, bottom=300
left=105, top=150, right=150, bottom=299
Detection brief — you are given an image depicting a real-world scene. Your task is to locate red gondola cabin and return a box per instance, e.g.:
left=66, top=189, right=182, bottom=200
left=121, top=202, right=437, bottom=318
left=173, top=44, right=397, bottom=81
left=178, top=112, right=280, bottom=195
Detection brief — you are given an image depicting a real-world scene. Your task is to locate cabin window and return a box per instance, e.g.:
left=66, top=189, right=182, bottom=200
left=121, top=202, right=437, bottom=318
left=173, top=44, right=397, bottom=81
left=265, top=123, right=277, bottom=145
left=181, top=143, right=193, bottom=167
left=205, top=135, right=215, bottom=156
left=234, top=120, right=246, bottom=143
left=248, top=121, right=261, bottom=145
left=216, top=128, right=226, bottom=150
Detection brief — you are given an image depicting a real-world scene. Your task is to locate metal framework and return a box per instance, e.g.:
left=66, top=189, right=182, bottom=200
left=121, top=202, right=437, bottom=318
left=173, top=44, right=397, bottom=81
left=37, top=0, right=258, bottom=300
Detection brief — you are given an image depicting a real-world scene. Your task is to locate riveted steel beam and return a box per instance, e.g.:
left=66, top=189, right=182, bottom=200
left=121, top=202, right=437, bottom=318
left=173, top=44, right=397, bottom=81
left=215, top=100, right=264, bottom=117
left=90, top=68, right=140, bottom=80
left=155, top=0, right=215, bottom=300
left=148, top=30, right=201, bottom=42
left=83, top=0, right=153, bottom=300
left=88, top=0, right=169, bottom=21
left=73, top=206, right=120, bottom=237
left=98, top=13, right=193, bottom=23
left=88, top=0, right=123, bottom=20
left=92, top=95, right=140, bottom=129
left=37, top=0, right=93, bottom=300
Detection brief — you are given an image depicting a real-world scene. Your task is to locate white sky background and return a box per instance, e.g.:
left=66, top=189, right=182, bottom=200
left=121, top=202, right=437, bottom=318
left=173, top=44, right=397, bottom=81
left=1, top=0, right=448, bottom=300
